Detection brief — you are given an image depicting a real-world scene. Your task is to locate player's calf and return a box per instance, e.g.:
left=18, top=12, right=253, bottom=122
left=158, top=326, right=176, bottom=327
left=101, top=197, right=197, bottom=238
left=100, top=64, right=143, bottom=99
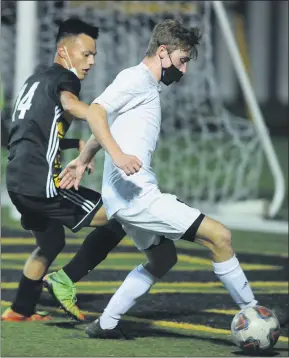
left=23, top=247, right=51, bottom=281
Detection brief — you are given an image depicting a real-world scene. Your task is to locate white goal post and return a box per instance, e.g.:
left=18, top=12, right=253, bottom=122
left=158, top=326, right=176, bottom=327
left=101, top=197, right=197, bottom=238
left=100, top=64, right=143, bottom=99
left=7, top=1, right=287, bottom=232
left=212, top=1, right=285, bottom=219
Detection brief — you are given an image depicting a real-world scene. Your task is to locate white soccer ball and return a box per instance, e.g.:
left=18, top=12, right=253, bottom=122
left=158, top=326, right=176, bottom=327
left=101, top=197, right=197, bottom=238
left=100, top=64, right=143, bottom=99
left=231, top=305, right=280, bottom=353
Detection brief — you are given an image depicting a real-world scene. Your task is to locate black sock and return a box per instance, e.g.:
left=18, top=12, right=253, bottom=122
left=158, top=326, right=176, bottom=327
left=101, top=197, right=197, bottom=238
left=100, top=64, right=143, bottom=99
left=63, top=219, right=126, bottom=282
left=11, top=274, right=43, bottom=317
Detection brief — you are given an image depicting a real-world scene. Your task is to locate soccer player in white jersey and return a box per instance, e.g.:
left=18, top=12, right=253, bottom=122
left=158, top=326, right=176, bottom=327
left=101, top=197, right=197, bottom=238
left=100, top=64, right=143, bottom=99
left=58, top=19, right=260, bottom=338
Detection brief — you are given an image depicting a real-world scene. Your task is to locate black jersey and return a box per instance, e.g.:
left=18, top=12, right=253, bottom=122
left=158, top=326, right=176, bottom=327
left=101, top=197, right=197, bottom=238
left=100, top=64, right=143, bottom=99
left=6, top=64, right=81, bottom=198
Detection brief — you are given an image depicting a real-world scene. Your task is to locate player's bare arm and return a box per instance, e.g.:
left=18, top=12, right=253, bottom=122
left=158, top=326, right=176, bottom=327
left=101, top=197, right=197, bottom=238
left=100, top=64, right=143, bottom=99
left=60, top=91, right=90, bottom=120
left=59, top=134, right=101, bottom=190
left=87, top=103, right=143, bottom=176
left=78, top=138, right=95, bottom=174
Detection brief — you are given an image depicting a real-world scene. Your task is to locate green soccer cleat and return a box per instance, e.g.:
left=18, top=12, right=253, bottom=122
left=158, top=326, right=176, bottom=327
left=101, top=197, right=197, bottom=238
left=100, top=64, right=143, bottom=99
left=43, top=269, right=85, bottom=322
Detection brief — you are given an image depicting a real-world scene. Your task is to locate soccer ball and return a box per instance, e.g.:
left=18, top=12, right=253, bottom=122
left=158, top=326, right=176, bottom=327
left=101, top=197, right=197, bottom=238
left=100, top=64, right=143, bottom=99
left=231, top=305, right=280, bottom=353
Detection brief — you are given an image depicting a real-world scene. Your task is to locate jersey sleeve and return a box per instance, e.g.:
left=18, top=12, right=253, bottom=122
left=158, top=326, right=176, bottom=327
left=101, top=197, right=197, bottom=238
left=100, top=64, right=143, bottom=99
left=59, top=138, right=80, bottom=150
left=92, top=70, right=147, bottom=115
left=54, top=71, right=81, bottom=98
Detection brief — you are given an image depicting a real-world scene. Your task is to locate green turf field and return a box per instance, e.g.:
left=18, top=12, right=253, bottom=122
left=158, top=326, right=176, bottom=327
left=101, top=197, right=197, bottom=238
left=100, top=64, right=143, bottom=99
left=1, top=231, right=288, bottom=357
left=1, top=136, right=288, bottom=356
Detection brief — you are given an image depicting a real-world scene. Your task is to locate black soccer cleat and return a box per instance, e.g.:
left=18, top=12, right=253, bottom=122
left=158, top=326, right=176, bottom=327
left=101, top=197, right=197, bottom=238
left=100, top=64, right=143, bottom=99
left=85, top=319, right=129, bottom=339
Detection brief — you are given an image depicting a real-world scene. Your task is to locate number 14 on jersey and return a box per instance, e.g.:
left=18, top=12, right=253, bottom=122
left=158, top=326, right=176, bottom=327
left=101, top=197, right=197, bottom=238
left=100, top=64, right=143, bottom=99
left=12, top=82, right=40, bottom=121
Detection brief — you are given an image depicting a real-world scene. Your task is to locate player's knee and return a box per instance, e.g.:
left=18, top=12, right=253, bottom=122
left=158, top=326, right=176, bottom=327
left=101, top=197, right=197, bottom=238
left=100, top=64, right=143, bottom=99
left=213, top=227, right=232, bottom=251
left=146, top=250, right=178, bottom=279
left=159, top=250, right=178, bottom=273
left=33, top=221, right=65, bottom=262
left=38, top=239, right=65, bottom=263
left=167, top=251, right=178, bottom=269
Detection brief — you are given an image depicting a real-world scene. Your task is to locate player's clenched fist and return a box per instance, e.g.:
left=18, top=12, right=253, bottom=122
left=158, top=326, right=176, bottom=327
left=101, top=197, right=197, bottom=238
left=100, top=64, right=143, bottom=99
left=112, top=153, right=143, bottom=176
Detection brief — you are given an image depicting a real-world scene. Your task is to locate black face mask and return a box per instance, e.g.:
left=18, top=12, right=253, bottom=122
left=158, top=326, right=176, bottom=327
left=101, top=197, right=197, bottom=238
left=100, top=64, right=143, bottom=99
left=160, top=55, right=183, bottom=86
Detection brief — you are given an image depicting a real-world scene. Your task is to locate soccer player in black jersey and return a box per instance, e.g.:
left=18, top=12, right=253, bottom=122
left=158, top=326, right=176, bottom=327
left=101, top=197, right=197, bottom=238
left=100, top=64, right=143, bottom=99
left=2, top=18, right=126, bottom=322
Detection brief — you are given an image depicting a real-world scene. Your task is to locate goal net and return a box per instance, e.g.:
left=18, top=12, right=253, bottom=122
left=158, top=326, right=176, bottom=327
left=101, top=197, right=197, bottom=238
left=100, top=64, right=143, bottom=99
left=2, top=1, right=266, bottom=218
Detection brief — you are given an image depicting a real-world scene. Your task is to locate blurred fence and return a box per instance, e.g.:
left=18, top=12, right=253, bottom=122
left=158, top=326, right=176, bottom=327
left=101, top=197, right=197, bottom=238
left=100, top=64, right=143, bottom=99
left=1, top=1, right=288, bottom=225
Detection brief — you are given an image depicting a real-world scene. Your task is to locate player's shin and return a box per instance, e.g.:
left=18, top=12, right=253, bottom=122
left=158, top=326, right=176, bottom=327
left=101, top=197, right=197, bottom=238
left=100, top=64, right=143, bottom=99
left=99, top=264, right=157, bottom=329
left=11, top=274, right=44, bottom=317
left=23, top=248, right=50, bottom=280
left=63, top=219, right=125, bottom=282
left=213, top=254, right=258, bottom=309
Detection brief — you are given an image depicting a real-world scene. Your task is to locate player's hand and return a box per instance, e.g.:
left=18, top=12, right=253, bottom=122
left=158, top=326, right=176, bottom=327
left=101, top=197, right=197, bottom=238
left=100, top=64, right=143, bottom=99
left=112, top=153, right=143, bottom=176
left=78, top=139, right=95, bottom=175
left=59, top=158, right=87, bottom=190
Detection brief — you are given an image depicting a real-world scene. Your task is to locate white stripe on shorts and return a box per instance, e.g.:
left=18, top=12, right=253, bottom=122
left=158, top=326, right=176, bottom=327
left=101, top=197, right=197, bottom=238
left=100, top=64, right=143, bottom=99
left=59, top=190, right=93, bottom=213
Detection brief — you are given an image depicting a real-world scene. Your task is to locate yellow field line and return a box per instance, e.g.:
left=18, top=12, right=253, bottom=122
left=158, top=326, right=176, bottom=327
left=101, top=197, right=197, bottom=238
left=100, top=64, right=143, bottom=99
left=0, top=238, right=136, bottom=246
left=1, top=252, right=282, bottom=271
left=0, top=264, right=211, bottom=272
left=1, top=263, right=281, bottom=272
left=1, top=300, right=288, bottom=343
left=1, top=237, right=288, bottom=258
left=2, top=288, right=288, bottom=295
left=2, top=281, right=288, bottom=289
left=2, top=282, right=288, bottom=295
left=205, top=309, right=239, bottom=315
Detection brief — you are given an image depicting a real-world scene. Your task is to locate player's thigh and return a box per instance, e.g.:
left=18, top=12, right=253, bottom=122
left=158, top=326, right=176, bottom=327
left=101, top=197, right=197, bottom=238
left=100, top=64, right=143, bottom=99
left=195, top=216, right=232, bottom=247
left=122, top=223, right=160, bottom=250
left=143, top=237, right=177, bottom=279
left=8, top=191, right=50, bottom=231
left=90, top=205, right=109, bottom=227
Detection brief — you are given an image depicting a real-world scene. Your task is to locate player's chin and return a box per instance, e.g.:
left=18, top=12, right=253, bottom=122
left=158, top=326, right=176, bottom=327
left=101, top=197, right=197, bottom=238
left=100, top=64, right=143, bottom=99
left=82, top=70, right=89, bottom=78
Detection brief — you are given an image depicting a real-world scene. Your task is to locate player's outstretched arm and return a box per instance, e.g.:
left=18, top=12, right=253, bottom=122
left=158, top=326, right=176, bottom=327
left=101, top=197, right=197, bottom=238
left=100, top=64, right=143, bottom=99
left=58, top=135, right=100, bottom=189
left=60, top=91, right=89, bottom=120
left=59, top=135, right=101, bottom=189
left=87, top=103, right=142, bottom=176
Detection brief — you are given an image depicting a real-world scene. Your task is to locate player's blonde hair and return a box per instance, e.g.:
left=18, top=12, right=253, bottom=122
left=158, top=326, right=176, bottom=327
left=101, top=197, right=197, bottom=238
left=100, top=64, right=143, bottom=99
left=145, top=19, right=201, bottom=59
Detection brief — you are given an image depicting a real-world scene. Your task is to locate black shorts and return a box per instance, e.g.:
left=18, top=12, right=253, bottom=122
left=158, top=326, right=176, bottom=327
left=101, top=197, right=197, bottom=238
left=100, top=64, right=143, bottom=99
left=8, top=187, right=102, bottom=233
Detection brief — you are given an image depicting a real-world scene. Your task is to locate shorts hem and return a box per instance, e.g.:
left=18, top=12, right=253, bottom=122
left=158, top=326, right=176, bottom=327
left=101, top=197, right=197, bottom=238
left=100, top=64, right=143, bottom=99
left=71, top=197, right=103, bottom=233
left=180, top=213, right=205, bottom=242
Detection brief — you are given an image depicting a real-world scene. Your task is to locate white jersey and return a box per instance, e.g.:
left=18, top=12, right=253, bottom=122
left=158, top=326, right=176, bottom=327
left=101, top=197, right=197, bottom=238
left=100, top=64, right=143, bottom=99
left=92, top=62, right=162, bottom=218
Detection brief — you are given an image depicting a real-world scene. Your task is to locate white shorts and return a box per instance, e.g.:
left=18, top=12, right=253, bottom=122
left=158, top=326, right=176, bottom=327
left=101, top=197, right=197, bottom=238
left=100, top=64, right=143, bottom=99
left=114, top=192, right=204, bottom=250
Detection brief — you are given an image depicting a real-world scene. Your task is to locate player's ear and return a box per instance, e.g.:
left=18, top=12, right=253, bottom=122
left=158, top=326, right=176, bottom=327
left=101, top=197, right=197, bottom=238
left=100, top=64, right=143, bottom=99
left=57, top=46, right=66, bottom=59
left=158, top=45, right=167, bottom=59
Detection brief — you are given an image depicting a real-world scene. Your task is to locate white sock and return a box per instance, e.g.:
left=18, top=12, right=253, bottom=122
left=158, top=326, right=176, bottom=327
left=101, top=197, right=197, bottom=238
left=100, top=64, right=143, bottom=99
left=213, top=255, right=258, bottom=309
left=99, top=264, right=156, bottom=329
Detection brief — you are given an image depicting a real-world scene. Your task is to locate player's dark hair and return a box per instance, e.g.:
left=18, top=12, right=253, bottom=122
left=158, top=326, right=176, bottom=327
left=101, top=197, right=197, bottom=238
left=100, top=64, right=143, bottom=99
left=145, top=19, right=201, bottom=59
left=56, top=18, right=99, bottom=44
